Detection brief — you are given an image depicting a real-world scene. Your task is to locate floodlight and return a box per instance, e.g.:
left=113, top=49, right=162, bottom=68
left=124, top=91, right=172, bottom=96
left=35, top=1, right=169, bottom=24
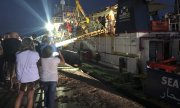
left=45, top=22, right=54, bottom=32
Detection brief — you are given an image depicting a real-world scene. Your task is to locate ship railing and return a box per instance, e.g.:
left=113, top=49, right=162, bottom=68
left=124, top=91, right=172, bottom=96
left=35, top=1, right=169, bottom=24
left=35, top=18, right=113, bottom=44
left=168, top=14, right=180, bottom=31
left=53, top=17, right=63, bottom=23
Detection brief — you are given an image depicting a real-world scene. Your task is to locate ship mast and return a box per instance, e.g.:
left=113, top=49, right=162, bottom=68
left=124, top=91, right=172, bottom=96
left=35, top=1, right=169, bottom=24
left=174, top=0, right=180, bottom=14
left=60, top=0, right=66, bottom=11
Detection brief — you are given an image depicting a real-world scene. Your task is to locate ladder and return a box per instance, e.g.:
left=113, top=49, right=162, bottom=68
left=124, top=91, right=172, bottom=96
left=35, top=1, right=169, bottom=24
left=77, top=28, right=108, bottom=41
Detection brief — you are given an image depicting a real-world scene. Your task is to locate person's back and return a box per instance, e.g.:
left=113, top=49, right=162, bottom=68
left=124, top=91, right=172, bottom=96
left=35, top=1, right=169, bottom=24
left=40, top=35, right=57, bottom=57
left=41, top=45, right=60, bottom=82
left=0, top=41, right=3, bottom=57
left=15, top=37, right=40, bottom=108
left=32, top=34, right=41, bottom=55
left=3, top=32, right=21, bottom=89
left=0, top=41, right=4, bottom=83
left=40, top=45, right=65, bottom=108
left=16, top=50, right=39, bottom=83
left=33, top=40, right=41, bottom=55
left=4, top=38, right=21, bottom=62
left=41, top=57, right=60, bottom=82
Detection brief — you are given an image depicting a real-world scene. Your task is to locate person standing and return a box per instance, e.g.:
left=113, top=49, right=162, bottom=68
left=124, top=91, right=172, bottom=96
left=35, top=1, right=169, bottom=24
left=40, top=35, right=57, bottom=53
left=40, top=45, right=65, bottom=108
left=15, top=38, right=40, bottom=108
left=32, top=34, right=41, bottom=55
left=2, top=32, right=21, bottom=89
left=0, top=41, right=4, bottom=84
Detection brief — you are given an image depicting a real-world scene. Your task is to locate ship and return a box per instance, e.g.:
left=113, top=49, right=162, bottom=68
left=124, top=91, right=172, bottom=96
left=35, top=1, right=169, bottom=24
left=43, top=0, right=180, bottom=106
left=49, top=0, right=179, bottom=74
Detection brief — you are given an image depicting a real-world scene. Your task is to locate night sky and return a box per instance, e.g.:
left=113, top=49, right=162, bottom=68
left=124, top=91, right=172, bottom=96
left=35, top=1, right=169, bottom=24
left=0, top=0, right=175, bottom=36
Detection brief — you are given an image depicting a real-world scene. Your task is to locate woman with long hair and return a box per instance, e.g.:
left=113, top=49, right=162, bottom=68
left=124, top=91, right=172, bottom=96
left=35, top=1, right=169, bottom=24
left=15, top=37, right=40, bottom=108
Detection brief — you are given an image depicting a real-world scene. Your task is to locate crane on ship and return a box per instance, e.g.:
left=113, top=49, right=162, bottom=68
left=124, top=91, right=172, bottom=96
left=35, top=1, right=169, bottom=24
left=75, top=0, right=89, bottom=24
left=72, top=0, right=108, bottom=39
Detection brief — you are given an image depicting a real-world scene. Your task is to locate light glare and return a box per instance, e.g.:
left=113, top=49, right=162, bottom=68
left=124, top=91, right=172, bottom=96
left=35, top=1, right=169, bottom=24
left=55, top=38, right=77, bottom=47
left=45, top=23, right=54, bottom=31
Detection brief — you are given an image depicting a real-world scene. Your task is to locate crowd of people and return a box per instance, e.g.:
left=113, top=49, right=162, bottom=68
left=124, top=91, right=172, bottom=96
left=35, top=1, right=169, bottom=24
left=0, top=32, right=65, bottom=108
left=55, top=12, right=116, bottom=41
left=0, top=10, right=116, bottom=108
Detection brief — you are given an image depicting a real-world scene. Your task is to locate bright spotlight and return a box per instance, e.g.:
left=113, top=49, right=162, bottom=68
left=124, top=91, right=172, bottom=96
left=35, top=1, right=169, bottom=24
left=45, top=22, right=54, bottom=32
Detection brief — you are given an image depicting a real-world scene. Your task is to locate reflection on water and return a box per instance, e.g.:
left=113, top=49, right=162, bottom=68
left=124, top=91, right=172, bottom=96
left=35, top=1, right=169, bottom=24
left=56, top=86, right=81, bottom=108
left=58, top=102, right=80, bottom=108
left=57, top=86, right=73, bottom=97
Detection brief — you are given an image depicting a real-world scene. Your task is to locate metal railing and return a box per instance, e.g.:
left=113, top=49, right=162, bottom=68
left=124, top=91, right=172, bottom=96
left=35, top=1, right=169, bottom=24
left=168, top=14, right=180, bottom=31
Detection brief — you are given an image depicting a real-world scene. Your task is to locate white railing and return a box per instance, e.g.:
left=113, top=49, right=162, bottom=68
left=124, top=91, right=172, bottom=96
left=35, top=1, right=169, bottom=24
left=168, top=14, right=180, bottom=31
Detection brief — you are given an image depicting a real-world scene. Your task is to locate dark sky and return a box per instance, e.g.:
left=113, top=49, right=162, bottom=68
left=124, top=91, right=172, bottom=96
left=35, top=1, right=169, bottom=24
left=0, top=0, right=174, bottom=36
